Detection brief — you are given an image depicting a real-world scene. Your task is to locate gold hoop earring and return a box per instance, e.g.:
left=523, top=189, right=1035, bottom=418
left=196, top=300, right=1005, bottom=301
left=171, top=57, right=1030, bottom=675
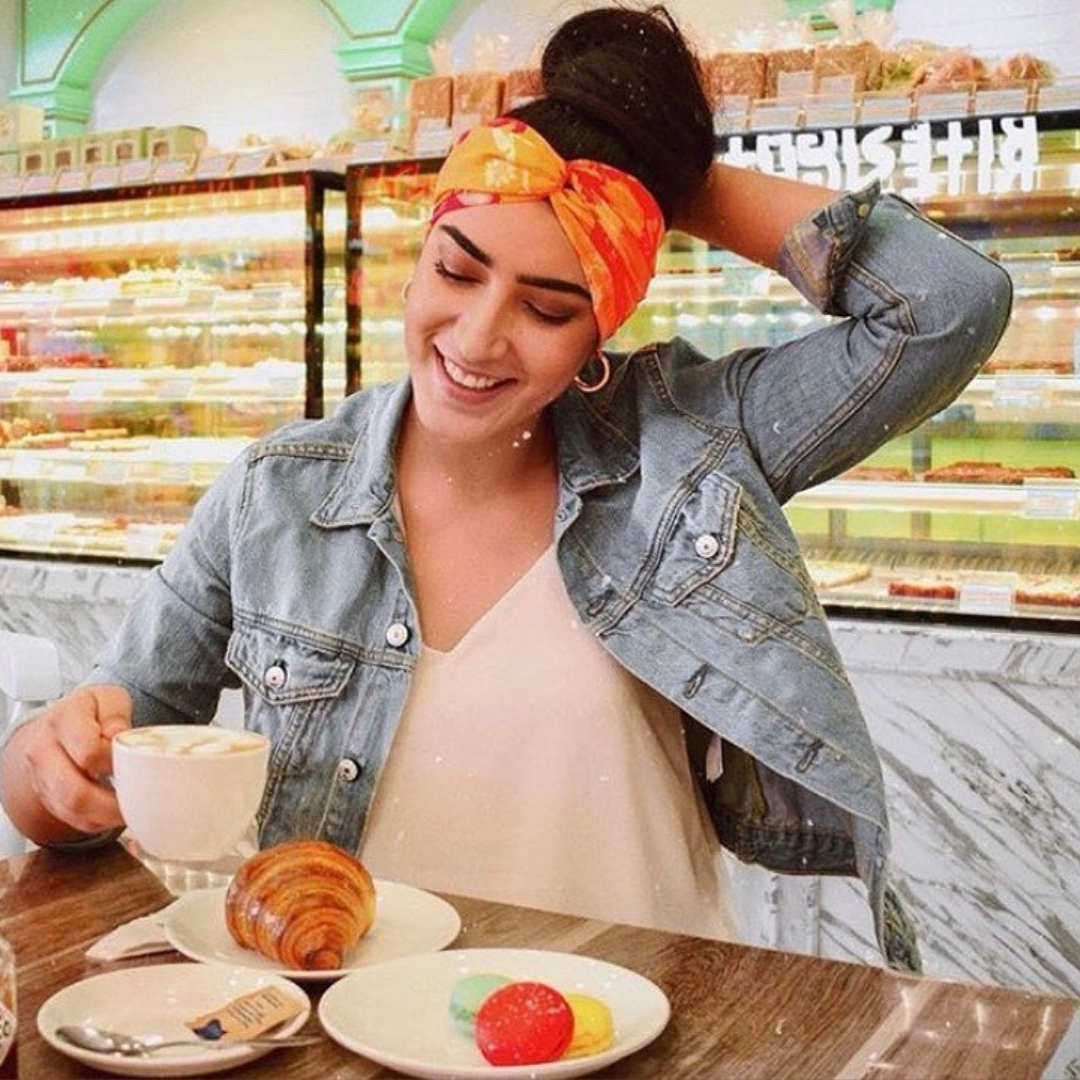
left=573, top=350, right=611, bottom=394
left=401, top=279, right=412, bottom=303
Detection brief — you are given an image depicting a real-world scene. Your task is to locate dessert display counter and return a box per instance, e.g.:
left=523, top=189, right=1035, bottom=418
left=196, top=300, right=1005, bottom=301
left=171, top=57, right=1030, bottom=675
left=0, top=168, right=346, bottom=563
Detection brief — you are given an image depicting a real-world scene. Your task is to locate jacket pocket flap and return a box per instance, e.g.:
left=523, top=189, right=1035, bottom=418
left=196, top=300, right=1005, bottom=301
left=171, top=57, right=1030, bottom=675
left=651, top=472, right=740, bottom=603
left=226, top=627, right=354, bottom=705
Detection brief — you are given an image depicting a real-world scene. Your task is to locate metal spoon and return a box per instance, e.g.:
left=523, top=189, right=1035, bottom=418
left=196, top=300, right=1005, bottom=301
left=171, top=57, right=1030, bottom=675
left=56, top=1023, right=320, bottom=1056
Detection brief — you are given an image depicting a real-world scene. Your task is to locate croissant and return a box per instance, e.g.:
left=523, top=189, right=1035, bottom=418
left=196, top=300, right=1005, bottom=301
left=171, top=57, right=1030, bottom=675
left=224, top=839, right=376, bottom=970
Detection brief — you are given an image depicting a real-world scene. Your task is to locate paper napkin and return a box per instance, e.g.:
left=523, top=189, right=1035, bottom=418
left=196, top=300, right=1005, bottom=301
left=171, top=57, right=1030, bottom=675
left=85, top=899, right=184, bottom=961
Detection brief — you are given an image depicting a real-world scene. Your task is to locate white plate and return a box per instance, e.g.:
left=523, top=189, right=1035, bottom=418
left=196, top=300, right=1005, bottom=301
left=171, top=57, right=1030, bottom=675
left=318, top=947, right=671, bottom=1080
left=37, top=962, right=310, bottom=1078
left=165, top=880, right=461, bottom=981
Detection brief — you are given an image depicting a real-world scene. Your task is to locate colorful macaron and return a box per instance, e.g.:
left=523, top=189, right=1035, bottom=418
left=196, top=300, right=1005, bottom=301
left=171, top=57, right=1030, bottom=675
left=448, top=972, right=513, bottom=1036
left=564, top=992, right=615, bottom=1057
left=474, top=980, right=575, bottom=1066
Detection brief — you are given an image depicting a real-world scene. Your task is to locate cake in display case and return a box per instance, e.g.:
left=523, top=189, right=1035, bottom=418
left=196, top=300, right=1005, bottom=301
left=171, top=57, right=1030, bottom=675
left=0, top=169, right=346, bottom=561
left=346, top=111, right=1080, bottom=626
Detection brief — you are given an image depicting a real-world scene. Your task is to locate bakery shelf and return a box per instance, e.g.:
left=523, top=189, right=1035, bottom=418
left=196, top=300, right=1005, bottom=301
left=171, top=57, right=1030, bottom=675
left=0, top=437, right=252, bottom=487
left=807, top=561, right=1080, bottom=623
left=0, top=512, right=182, bottom=562
left=790, top=478, right=1080, bottom=517
left=0, top=168, right=346, bottom=561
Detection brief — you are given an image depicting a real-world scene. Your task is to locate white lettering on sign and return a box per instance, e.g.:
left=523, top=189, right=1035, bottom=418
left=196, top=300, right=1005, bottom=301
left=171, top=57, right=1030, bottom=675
left=722, top=115, right=1039, bottom=196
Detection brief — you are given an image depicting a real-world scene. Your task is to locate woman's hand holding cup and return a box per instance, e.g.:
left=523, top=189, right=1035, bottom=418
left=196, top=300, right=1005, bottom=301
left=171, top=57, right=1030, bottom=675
left=2, top=685, right=131, bottom=842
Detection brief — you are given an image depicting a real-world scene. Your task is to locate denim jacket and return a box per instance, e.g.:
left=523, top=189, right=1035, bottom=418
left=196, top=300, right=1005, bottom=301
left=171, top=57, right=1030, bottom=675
left=85, top=187, right=1012, bottom=968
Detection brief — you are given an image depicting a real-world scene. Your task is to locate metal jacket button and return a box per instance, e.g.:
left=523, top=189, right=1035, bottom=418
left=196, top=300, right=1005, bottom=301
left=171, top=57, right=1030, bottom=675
left=336, top=758, right=360, bottom=783
left=694, top=534, right=720, bottom=559
left=385, top=622, right=410, bottom=648
left=263, top=663, right=287, bottom=690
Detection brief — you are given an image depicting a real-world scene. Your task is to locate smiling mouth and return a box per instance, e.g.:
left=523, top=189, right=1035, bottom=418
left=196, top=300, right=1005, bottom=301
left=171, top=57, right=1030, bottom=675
left=439, top=349, right=507, bottom=391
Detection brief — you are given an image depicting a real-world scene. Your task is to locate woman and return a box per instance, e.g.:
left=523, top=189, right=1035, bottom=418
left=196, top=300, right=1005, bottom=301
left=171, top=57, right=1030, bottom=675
left=0, top=6, right=1010, bottom=968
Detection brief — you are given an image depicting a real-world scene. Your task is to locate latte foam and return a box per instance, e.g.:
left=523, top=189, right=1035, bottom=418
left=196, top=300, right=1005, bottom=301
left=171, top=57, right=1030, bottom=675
left=116, top=726, right=265, bottom=756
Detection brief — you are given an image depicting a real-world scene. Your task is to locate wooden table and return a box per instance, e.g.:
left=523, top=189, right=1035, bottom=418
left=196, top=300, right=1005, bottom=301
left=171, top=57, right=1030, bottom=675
left=0, top=844, right=1075, bottom=1079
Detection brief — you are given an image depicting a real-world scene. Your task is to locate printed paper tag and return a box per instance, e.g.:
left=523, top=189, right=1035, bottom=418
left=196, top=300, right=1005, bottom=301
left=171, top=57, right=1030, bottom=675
left=186, top=985, right=302, bottom=1042
left=992, top=376, right=1047, bottom=409
left=89, top=165, right=122, bottom=189
left=21, top=172, right=55, bottom=195
left=195, top=153, right=236, bottom=179
left=1023, top=483, right=1080, bottom=520
left=56, top=167, right=90, bottom=192
left=957, top=579, right=1014, bottom=615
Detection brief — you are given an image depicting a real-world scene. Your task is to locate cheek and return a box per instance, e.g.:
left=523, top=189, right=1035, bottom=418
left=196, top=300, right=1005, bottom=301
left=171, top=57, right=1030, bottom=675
left=529, top=333, right=595, bottom=393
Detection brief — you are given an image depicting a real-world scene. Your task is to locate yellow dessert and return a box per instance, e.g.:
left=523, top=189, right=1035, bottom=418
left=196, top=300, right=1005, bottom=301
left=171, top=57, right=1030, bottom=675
left=563, top=992, right=615, bottom=1058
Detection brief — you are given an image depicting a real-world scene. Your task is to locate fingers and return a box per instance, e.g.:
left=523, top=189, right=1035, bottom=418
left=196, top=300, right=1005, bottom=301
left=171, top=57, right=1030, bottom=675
left=19, top=686, right=132, bottom=837
left=52, top=685, right=132, bottom=779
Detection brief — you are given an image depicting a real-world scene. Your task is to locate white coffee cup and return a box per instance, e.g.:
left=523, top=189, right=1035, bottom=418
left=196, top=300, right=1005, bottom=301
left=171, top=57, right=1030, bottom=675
left=112, top=725, right=270, bottom=862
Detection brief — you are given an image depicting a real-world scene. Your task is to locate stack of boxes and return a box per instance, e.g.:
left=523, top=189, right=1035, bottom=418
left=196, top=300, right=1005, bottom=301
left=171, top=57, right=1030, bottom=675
left=0, top=104, right=44, bottom=177
left=407, top=67, right=541, bottom=157
left=0, top=104, right=208, bottom=184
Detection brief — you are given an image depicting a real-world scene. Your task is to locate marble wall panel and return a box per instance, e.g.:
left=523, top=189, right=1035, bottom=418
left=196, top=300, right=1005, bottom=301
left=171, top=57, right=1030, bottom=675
left=0, top=559, right=151, bottom=691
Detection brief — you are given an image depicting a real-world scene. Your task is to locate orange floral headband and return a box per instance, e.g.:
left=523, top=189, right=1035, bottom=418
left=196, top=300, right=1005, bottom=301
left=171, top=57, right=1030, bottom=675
left=431, top=118, right=665, bottom=340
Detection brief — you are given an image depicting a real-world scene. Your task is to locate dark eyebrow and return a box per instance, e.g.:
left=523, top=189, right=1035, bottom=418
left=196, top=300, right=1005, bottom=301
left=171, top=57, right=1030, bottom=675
left=517, top=273, right=592, bottom=301
left=439, top=223, right=491, bottom=266
left=438, top=222, right=592, bottom=302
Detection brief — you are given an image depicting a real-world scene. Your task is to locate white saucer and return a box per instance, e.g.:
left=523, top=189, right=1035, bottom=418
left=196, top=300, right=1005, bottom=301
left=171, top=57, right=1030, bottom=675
left=165, top=880, right=461, bottom=980
left=318, top=947, right=671, bottom=1080
left=37, top=962, right=310, bottom=1078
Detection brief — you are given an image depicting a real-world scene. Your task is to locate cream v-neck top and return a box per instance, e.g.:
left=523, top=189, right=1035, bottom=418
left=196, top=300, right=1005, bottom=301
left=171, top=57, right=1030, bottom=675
left=360, top=545, right=737, bottom=940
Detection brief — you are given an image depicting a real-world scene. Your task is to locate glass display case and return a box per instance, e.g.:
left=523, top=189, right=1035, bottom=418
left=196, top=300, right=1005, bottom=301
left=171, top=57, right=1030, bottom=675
left=0, top=168, right=346, bottom=562
left=347, top=110, right=1080, bottom=628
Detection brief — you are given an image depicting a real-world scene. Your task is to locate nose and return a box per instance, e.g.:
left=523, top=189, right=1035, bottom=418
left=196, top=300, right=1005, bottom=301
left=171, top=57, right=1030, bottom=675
left=452, top=286, right=511, bottom=366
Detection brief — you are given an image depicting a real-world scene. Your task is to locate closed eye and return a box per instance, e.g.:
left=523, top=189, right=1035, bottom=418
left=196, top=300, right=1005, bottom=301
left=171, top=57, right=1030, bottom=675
left=526, top=303, right=573, bottom=326
left=437, top=259, right=578, bottom=325
left=434, top=259, right=474, bottom=284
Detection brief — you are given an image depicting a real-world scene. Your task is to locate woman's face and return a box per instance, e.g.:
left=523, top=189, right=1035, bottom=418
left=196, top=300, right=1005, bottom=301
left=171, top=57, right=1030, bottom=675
left=404, top=199, right=599, bottom=448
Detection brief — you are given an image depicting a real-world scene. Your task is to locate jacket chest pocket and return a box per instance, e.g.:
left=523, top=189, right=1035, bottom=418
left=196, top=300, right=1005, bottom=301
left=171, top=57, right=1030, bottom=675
left=226, top=627, right=355, bottom=707
left=650, top=472, right=741, bottom=604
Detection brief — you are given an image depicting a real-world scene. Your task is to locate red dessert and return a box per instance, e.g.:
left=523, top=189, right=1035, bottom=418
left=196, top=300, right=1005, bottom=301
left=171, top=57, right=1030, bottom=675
left=475, top=981, right=574, bottom=1066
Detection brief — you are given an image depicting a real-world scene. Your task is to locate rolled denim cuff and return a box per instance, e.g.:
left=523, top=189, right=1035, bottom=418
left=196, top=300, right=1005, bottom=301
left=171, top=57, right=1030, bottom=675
left=776, top=181, right=882, bottom=315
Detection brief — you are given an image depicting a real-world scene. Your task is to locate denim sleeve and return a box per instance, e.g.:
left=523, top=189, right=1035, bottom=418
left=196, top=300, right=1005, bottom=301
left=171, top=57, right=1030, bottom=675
left=724, top=188, right=1013, bottom=502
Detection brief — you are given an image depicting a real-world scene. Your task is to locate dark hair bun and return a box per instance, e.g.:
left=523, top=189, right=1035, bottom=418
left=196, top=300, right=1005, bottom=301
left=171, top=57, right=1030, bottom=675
left=510, top=4, right=714, bottom=223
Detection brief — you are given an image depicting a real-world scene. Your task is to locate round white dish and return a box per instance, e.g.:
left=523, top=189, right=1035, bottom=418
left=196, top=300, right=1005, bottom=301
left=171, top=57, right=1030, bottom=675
left=165, top=880, right=461, bottom=981
left=37, top=962, right=311, bottom=1078
left=318, top=946, right=671, bottom=1080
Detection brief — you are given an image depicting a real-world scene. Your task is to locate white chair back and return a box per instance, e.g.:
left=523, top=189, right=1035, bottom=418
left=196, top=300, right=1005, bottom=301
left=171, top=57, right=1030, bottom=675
left=0, top=631, right=63, bottom=856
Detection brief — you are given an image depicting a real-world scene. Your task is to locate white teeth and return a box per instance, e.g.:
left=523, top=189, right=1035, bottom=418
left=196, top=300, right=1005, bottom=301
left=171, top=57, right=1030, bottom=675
left=441, top=354, right=502, bottom=390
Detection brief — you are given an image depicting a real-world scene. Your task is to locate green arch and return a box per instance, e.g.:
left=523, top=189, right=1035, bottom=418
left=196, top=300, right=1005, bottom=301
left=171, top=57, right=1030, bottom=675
left=12, top=0, right=160, bottom=131
left=10, top=0, right=477, bottom=134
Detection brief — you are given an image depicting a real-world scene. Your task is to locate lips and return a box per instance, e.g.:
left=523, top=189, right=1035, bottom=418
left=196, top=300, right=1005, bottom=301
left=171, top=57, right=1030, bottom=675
left=438, top=348, right=508, bottom=392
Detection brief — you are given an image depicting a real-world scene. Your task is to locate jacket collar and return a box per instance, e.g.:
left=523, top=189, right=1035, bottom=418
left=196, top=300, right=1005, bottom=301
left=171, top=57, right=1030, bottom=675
left=312, top=365, right=641, bottom=528
left=312, top=379, right=410, bottom=528
left=551, top=364, right=640, bottom=492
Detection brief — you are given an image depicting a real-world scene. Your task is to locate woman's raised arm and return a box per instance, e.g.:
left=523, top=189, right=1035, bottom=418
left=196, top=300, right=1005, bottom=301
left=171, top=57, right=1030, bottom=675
left=672, top=161, right=836, bottom=269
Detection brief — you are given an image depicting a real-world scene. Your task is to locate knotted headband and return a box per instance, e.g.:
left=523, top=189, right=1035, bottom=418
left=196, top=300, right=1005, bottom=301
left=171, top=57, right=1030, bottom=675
left=431, top=117, right=665, bottom=340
